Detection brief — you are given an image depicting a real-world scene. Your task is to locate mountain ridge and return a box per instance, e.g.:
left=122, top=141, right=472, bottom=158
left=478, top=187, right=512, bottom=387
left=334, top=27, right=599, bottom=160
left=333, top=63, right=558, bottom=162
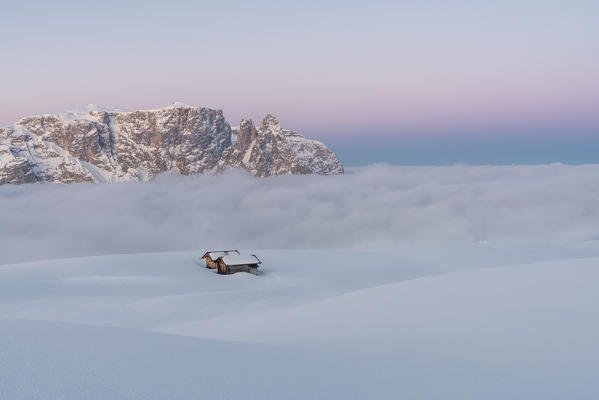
left=0, top=103, right=343, bottom=184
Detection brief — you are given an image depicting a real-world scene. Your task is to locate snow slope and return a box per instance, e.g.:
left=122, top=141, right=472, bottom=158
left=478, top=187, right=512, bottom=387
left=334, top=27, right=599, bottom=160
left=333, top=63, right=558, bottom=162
left=1, top=243, right=599, bottom=399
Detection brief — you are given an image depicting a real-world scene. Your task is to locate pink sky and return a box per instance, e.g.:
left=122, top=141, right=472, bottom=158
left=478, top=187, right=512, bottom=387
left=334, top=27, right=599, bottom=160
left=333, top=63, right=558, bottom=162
left=2, top=1, right=598, bottom=143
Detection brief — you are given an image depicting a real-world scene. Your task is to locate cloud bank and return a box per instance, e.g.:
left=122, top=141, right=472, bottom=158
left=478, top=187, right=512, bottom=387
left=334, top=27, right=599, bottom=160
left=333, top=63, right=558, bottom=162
left=1, top=164, right=599, bottom=265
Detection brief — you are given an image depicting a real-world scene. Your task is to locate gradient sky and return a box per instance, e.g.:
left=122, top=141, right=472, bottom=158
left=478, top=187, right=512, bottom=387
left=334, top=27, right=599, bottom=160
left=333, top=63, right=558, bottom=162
left=2, top=0, right=598, bottom=165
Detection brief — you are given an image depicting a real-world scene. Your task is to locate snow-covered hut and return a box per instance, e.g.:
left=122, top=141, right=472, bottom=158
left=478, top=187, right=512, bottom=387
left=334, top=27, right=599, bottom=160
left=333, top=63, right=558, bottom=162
left=216, top=254, right=261, bottom=275
left=202, top=250, right=240, bottom=269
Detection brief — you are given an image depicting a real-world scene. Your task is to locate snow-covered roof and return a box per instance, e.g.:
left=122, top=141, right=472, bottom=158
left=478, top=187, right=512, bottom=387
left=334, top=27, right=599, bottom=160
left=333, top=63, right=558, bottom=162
left=202, top=250, right=239, bottom=259
left=219, top=254, right=261, bottom=266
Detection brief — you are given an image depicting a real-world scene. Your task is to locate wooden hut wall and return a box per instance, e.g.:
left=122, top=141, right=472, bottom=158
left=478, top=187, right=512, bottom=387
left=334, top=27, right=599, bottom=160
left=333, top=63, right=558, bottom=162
left=217, top=259, right=228, bottom=274
left=204, top=257, right=219, bottom=269
left=216, top=262, right=258, bottom=275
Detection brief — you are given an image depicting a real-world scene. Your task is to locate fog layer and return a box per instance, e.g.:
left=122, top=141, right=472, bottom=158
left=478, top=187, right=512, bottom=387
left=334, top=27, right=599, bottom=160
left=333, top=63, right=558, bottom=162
left=1, top=164, right=598, bottom=264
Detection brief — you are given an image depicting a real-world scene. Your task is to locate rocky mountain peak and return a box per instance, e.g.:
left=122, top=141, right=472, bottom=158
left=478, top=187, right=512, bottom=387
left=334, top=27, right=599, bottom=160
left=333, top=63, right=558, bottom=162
left=239, top=118, right=255, bottom=131
left=237, top=118, right=257, bottom=149
left=260, top=114, right=281, bottom=133
left=0, top=104, right=344, bottom=184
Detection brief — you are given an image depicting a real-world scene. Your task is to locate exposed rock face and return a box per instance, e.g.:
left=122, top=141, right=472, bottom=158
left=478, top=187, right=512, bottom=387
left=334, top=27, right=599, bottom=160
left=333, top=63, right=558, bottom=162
left=228, top=115, right=309, bottom=177
left=235, top=118, right=257, bottom=149
left=228, top=114, right=344, bottom=177
left=0, top=103, right=343, bottom=184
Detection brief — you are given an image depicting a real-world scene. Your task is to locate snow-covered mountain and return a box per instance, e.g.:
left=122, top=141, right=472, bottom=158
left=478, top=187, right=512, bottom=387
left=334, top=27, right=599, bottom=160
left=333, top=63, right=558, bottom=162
left=0, top=103, right=343, bottom=184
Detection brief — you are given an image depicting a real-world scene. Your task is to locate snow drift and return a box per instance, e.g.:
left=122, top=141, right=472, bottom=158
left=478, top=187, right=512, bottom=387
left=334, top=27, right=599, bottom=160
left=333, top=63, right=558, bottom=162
left=2, top=246, right=599, bottom=399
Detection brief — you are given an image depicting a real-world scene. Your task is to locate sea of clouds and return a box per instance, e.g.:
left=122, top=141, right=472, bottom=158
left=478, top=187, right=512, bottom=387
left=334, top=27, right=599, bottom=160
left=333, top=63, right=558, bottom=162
left=1, top=164, right=599, bottom=264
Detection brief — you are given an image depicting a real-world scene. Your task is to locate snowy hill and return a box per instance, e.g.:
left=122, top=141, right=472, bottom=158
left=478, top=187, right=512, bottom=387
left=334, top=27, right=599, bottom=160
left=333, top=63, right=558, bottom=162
left=2, top=244, right=599, bottom=399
